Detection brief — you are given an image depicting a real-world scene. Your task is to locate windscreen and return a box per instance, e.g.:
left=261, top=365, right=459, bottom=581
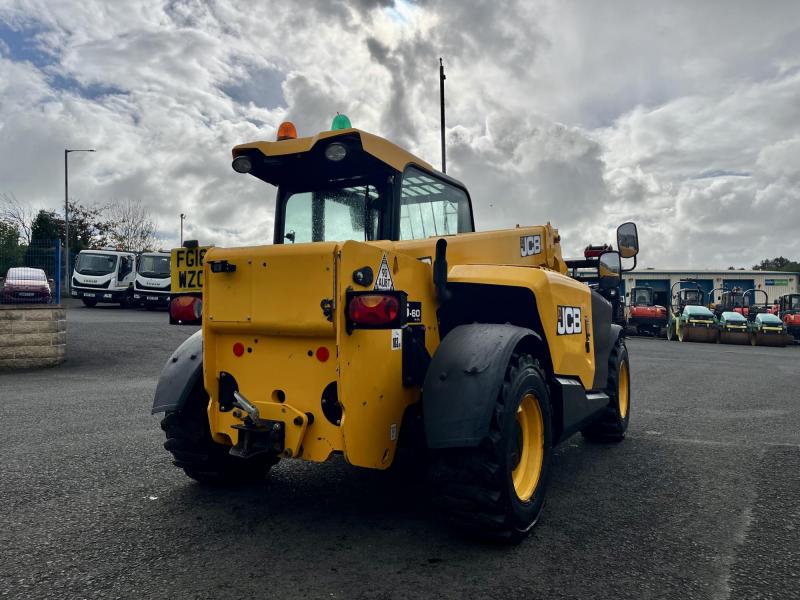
left=283, top=184, right=382, bottom=243
left=7, top=267, right=46, bottom=281
left=75, top=253, right=117, bottom=276
left=138, top=255, right=171, bottom=278
left=633, top=288, right=653, bottom=306
left=789, top=296, right=800, bottom=310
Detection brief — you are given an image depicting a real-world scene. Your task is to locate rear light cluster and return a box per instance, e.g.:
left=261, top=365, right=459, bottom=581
left=169, top=295, right=202, bottom=325
left=345, top=291, right=407, bottom=331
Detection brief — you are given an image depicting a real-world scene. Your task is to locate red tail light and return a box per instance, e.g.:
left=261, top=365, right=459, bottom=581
left=170, top=295, right=202, bottom=325
left=348, top=294, right=400, bottom=326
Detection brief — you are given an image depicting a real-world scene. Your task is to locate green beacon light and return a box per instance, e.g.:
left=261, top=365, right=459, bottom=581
left=331, top=113, right=352, bottom=130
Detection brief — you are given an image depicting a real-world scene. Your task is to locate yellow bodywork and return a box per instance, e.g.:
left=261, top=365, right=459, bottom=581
left=202, top=128, right=600, bottom=470
left=234, top=128, right=433, bottom=173
left=202, top=227, right=595, bottom=469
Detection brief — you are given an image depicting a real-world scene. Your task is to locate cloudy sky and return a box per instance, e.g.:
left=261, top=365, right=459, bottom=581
left=1, top=0, right=799, bottom=268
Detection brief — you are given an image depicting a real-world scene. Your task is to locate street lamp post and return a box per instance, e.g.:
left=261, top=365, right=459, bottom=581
left=180, top=213, right=186, bottom=245
left=64, top=148, right=95, bottom=295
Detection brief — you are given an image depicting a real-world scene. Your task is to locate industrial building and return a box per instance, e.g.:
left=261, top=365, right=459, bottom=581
left=621, top=270, right=799, bottom=307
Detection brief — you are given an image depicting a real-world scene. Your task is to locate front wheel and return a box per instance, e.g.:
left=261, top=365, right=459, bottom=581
left=666, top=322, right=674, bottom=341
left=581, top=340, right=630, bottom=443
left=430, top=353, right=553, bottom=543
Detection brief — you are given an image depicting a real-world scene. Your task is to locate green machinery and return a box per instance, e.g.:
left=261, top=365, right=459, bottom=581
left=666, top=280, right=718, bottom=343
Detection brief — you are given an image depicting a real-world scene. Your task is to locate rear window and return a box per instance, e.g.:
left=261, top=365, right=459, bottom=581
left=6, top=267, right=46, bottom=281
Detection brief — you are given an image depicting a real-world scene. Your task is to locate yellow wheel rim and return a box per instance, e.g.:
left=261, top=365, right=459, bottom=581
left=511, top=393, right=544, bottom=502
left=618, top=360, right=630, bottom=419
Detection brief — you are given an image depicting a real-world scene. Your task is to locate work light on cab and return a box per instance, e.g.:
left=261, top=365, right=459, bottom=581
left=325, top=142, right=347, bottom=162
left=231, top=154, right=252, bottom=174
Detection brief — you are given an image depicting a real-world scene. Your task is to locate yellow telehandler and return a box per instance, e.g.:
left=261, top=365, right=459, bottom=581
left=153, top=117, right=639, bottom=541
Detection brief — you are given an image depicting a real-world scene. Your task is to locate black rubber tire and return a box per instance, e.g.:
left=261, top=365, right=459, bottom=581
left=430, top=353, right=553, bottom=543
left=160, top=382, right=277, bottom=485
left=81, top=298, right=97, bottom=307
left=666, top=322, right=674, bottom=341
left=581, top=340, right=630, bottom=443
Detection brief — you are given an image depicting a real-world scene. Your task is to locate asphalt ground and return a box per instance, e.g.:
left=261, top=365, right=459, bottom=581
left=1, top=304, right=798, bottom=600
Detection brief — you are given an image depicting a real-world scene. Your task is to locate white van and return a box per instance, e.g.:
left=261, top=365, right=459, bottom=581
left=133, top=252, right=171, bottom=308
left=71, top=249, right=137, bottom=307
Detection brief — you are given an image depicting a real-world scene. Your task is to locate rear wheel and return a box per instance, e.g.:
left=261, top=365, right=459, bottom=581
left=430, top=353, right=553, bottom=543
left=666, top=321, right=674, bottom=341
left=82, top=298, right=97, bottom=307
left=161, top=382, right=277, bottom=485
left=581, top=340, right=630, bottom=443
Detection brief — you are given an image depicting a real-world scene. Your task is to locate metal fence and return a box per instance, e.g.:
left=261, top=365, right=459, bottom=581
left=0, top=239, right=61, bottom=305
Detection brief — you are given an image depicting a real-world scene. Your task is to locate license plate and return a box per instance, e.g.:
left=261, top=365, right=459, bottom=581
left=18, top=292, right=34, bottom=297
left=172, top=246, right=210, bottom=292
left=147, top=296, right=159, bottom=301
left=83, top=293, right=95, bottom=298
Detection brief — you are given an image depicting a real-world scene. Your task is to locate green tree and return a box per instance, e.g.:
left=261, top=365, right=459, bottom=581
left=30, top=210, right=62, bottom=242
left=30, top=203, right=110, bottom=250
left=0, top=220, right=21, bottom=274
left=752, top=257, right=800, bottom=272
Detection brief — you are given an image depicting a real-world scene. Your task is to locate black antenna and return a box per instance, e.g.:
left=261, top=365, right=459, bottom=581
left=439, top=57, right=446, bottom=173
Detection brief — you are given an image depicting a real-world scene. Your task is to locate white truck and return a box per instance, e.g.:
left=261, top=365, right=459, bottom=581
left=71, top=249, right=137, bottom=307
left=133, top=251, right=171, bottom=308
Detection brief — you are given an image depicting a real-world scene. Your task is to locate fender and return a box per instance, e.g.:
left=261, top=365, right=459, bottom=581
left=151, top=330, right=203, bottom=414
left=423, top=323, right=541, bottom=449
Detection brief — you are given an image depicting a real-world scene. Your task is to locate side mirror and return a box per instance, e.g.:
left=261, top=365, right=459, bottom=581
left=616, top=222, right=639, bottom=259
left=598, top=251, right=621, bottom=289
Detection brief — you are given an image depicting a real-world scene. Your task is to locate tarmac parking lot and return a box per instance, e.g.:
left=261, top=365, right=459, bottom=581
left=1, top=303, right=798, bottom=599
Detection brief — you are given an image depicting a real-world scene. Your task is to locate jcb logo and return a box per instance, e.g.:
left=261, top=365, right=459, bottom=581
left=557, top=306, right=582, bottom=335
left=520, top=235, right=542, bottom=257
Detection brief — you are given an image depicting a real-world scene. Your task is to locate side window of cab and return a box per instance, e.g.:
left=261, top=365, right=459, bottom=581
left=399, top=166, right=473, bottom=241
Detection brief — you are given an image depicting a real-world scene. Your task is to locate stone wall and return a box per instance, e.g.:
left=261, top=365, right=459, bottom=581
left=0, top=306, right=66, bottom=370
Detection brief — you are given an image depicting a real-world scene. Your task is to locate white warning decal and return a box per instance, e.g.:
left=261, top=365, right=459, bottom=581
left=391, top=328, right=402, bottom=350
left=390, top=423, right=398, bottom=441
left=374, top=254, right=394, bottom=290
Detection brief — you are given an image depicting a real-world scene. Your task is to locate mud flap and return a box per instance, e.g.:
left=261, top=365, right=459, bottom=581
left=422, top=323, right=541, bottom=449
left=151, top=330, right=203, bottom=414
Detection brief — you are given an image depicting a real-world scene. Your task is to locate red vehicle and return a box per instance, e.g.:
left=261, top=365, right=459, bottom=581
left=2, top=267, right=52, bottom=304
left=625, top=286, right=667, bottom=335
left=777, top=293, right=800, bottom=341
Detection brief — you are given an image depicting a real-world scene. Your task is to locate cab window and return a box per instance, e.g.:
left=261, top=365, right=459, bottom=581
left=399, top=167, right=472, bottom=240
left=283, top=185, right=382, bottom=243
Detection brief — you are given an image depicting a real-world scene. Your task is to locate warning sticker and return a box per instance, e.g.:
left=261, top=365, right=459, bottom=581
left=391, top=329, right=402, bottom=350
left=374, top=254, right=394, bottom=290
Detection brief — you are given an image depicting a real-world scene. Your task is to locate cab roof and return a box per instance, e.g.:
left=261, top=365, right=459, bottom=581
left=233, top=128, right=432, bottom=174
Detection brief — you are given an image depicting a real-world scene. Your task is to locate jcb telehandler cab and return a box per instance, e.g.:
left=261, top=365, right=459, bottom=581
left=153, top=119, right=639, bottom=542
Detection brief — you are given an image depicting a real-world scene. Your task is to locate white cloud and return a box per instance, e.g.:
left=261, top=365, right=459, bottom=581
left=0, top=0, right=799, bottom=268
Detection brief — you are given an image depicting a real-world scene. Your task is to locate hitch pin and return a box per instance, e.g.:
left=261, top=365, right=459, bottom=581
left=233, top=391, right=260, bottom=423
